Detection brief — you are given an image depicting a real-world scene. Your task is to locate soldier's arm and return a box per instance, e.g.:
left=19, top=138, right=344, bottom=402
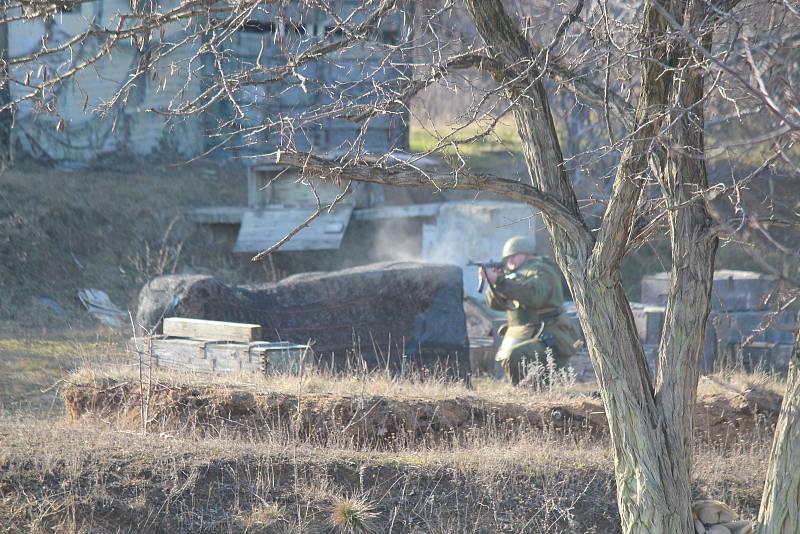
left=493, top=267, right=555, bottom=309
left=485, top=280, right=514, bottom=310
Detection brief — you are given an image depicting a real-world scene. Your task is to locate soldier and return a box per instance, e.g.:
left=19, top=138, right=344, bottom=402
left=480, top=236, right=580, bottom=385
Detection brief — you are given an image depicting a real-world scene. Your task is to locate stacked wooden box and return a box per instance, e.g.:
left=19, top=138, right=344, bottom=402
left=130, top=318, right=311, bottom=375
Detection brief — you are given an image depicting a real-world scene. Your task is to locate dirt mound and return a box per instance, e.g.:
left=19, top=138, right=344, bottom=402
left=60, top=378, right=782, bottom=444
left=694, top=377, right=783, bottom=442
left=62, top=380, right=604, bottom=444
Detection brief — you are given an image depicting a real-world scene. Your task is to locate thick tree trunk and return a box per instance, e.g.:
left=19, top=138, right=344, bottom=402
left=461, top=1, right=716, bottom=532
left=756, top=331, right=800, bottom=533
left=651, top=11, right=719, bottom=531
left=573, top=283, right=697, bottom=532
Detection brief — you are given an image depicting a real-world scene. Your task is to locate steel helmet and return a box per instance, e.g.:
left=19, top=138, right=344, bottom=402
left=502, top=236, right=536, bottom=258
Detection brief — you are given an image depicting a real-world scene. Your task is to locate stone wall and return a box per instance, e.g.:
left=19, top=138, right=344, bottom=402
left=639, top=270, right=797, bottom=374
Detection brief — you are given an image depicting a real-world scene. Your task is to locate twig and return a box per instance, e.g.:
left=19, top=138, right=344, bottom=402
left=251, top=179, right=352, bottom=261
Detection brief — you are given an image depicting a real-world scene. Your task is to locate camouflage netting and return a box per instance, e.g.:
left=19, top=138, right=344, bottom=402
left=136, top=262, right=469, bottom=378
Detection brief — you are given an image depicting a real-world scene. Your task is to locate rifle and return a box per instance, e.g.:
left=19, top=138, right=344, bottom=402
left=467, top=260, right=503, bottom=293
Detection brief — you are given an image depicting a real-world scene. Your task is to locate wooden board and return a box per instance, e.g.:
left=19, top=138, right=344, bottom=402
left=163, top=317, right=262, bottom=342
left=233, top=206, right=354, bottom=253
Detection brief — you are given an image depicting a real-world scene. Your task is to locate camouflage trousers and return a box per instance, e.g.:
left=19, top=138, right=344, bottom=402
left=497, top=331, right=574, bottom=386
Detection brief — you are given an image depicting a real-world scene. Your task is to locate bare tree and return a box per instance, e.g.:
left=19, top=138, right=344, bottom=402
left=0, top=1, right=11, bottom=166
left=3, top=0, right=799, bottom=532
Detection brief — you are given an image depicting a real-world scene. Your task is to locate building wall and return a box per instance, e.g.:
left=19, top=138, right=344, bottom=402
left=9, top=1, right=205, bottom=162
left=8, top=0, right=409, bottom=164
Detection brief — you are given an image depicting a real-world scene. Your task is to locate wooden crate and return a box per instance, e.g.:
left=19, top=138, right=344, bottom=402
left=129, top=336, right=311, bottom=375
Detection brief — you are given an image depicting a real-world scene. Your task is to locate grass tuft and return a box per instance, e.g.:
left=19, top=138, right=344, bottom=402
left=329, top=497, right=379, bottom=533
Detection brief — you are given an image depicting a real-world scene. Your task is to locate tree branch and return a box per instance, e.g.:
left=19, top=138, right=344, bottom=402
left=275, top=150, right=592, bottom=243
left=588, top=0, right=685, bottom=282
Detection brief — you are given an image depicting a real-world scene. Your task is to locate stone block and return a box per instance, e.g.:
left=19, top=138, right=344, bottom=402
left=184, top=358, right=215, bottom=372
left=631, top=304, right=665, bottom=346
left=640, top=272, right=671, bottom=307
left=570, top=345, right=659, bottom=383
left=643, top=344, right=659, bottom=375
left=569, top=350, right=595, bottom=382
left=738, top=343, right=795, bottom=374
left=258, top=343, right=312, bottom=375
left=711, top=270, right=779, bottom=311
left=207, top=356, right=237, bottom=372
left=642, top=270, right=778, bottom=311
left=711, top=310, right=798, bottom=346
left=468, top=336, right=496, bottom=376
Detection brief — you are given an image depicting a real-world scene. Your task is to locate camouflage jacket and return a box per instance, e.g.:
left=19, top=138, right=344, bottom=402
left=485, top=256, right=566, bottom=338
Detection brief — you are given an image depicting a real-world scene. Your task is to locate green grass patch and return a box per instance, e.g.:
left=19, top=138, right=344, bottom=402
left=409, top=122, right=525, bottom=175
left=409, top=121, right=522, bottom=155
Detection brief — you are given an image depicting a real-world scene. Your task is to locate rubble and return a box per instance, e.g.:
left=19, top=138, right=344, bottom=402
left=640, top=270, right=798, bottom=374
left=692, top=500, right=752, bottom=533
left=641, top=270, right=779, bottom=311
left=78, top=288, right=127, bottom=327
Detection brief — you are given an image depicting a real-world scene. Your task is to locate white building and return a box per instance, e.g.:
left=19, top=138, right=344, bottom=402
left=8, top=0, right=407, bottom=163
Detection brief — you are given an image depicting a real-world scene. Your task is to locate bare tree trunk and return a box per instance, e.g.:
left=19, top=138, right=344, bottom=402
left=650, top=7, right=719, bottom=529
left=460, top=1, right=716, bottom=531
left=573, top=283, right=697, bottom=532
left=756, top=330, right=800, bottom=533
left=0, top=13, right=11, bottom=166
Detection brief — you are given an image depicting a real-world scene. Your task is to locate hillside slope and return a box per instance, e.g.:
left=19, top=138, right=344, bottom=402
left=0, top=161, right=246, bottom=328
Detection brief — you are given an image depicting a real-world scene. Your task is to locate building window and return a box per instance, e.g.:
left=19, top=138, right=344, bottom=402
left=240, top=19, right=305, bottom=36
left=242, top=20, right=276, bottom=33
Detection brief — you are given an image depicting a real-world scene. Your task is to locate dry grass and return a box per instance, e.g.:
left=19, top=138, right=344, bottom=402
left=244, top=503, right=285, bottom=530
left=0, top=409, right=771, bottom=533
left=60, top=362, right=785, bottom=449
left=0, top=330, right=786, bottom=532
left=0, top=330, right=126, bottom=414
left=68, top=360, right=598, bottom=404
left=0, top=416, right=619, bottom=532
left=66, top=340, right=786, bottom=402
left=329, top=497, right=379, bottom=533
